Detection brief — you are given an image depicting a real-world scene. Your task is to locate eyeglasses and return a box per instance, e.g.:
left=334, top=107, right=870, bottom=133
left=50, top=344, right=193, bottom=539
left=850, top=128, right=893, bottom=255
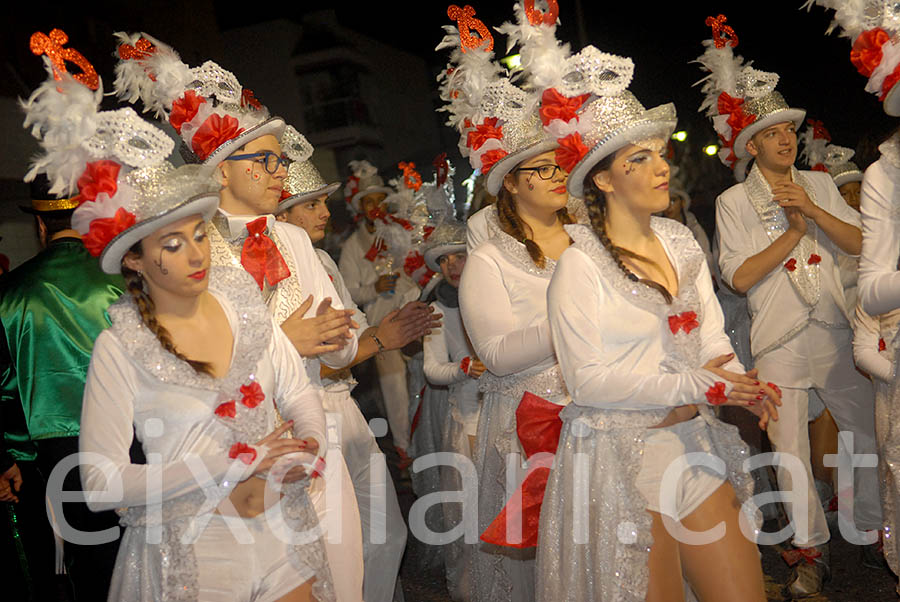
left=224, top=151, right=287, bottom=174
left=516, top=164, right=563, bottom=180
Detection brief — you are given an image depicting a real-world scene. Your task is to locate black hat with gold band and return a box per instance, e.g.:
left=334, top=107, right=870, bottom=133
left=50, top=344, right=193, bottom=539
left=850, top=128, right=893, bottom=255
left=22, top=174, right=80, bottom=215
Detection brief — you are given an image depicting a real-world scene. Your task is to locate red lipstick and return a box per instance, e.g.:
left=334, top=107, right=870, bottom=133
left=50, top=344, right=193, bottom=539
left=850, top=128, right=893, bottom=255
left=189, top=269, right=207, bottom=281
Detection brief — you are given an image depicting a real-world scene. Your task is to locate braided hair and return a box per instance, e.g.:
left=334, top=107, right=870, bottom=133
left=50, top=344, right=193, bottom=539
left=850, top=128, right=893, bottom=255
left=496, top=177, right=574, bottom=269
left=122, top=242, right=214, bottom=375
left=583, top=156, right=673, bottom=304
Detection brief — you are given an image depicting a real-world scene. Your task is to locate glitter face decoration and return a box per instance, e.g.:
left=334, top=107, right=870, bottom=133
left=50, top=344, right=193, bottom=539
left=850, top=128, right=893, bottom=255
left=705, top=14, right=738, bottom=49
left=524, top=0, right=559, bottom=26
left=30, top=29, right=99, bottom=90
left=447, top=5, right=494, bottom=52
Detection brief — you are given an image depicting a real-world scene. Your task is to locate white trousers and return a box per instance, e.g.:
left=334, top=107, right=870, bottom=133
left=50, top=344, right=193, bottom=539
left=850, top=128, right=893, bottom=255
left=324, top=388, right=407, bottom=602
left=375, top=349, right=412, bottom=451
left=757, top=322, right=881, bottom=547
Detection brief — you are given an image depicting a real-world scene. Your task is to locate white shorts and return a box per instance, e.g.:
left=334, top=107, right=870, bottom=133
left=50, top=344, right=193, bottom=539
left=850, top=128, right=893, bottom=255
left=193, top=506, right=316, bottom=602
left=635, top=416, right=726, bottom=521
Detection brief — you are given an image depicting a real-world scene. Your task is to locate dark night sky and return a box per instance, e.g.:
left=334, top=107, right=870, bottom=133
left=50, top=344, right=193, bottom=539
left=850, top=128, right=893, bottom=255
left=5, top=1, right=898, bottom=168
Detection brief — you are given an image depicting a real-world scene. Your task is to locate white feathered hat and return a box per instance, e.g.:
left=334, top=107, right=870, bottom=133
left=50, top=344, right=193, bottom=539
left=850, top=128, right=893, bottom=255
left=806, top=1, right=900, bottom=116
left=344, top=160, right=393, bottom=214
left=799, top=118, right=863, bottom=188
left=21, top=30, right=219, bottom=274
left=276, top=126, right=340, bottom=213
left=437, top=2, right=582, bottom=196
left=695, top=15, right=805, bottom=174
left=112, top=32, right=285, bottom=171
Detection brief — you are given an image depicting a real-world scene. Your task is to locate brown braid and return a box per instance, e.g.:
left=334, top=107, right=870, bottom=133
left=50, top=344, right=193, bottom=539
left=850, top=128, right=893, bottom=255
left=122, top=244, right=214, bottom=375
left=495, top=185, right=574, bottom=269
left=583, top=158, right=673, bottom=304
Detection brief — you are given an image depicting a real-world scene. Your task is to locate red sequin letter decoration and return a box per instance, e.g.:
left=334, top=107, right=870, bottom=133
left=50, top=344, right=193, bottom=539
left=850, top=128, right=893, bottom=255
left=30, top=29, right=99, bottom=90
left=524, top=0, right=559, bottom=26
left=705, top=14, right=738, bottom=49
left=448, top=5, right=494, bottom=53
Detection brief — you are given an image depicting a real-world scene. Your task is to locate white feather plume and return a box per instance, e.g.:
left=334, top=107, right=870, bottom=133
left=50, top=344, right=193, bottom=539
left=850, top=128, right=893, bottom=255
left=804, top=0, right=871, bottom=39
left=496, top=1, right=570, bottom=90
left=20, top=58, right=102, bottom=194
left=694, top=39, right=745, bottom=116
left=436, top=25, right=503, bottom=131
left=113, top=31, right=192, bottom=119
left=799, top=125, right=828, bottom=167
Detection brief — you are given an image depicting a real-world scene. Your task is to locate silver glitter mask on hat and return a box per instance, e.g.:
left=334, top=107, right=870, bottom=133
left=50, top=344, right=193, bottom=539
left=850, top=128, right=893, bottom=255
left=557, top=46, right=634, bottom=98
left=124, top=163, right=219, bottom=221
left=83, top=107, right=174, bottom=169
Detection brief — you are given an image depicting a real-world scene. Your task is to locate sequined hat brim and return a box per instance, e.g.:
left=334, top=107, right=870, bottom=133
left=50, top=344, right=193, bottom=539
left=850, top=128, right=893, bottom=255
left=567, top=104, right=677, bottom=199
left=733, top=108, right=806, bottom=160
left=199, top=117, right=287, bottom=175
left=833, top=171, right=863, bottom=188
left=485, top=139, right=558, bottom=196
left=350, top=186, right=394, bottom=213
left=277, top=182, right=341, bottom=214
left=424, top=243, right=467, bottom=273
left=99, top=192, right=219, bottom=274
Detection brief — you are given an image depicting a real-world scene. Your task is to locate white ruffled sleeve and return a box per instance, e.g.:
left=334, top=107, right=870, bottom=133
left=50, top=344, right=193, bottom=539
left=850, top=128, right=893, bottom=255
left=459, top=252, right=553, bottom=376
left=859, top=159, right=900, bottom=316
left=548, top=247, right=729, bottom=410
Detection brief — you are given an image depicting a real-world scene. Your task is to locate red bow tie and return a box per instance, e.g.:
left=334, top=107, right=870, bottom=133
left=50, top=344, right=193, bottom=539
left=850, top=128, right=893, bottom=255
left=668, top=311, right=699, bottom=335
left=241, top=217, right=290, bottom=290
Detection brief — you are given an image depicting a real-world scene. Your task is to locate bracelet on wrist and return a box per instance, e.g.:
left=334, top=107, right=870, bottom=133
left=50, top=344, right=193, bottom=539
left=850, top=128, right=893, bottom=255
left=371, top=333, right=386, bottom=352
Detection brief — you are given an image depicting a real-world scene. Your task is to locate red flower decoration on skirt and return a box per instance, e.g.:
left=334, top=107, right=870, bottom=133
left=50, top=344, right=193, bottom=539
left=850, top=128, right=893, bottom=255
left=480, top=149, right=508, bottom=174
left=555, top=132, right=589, bottom=174
left=214, top=400, right=236, bottom=418
left=191, top=114, right=244, bottom=161
left=808, top=254, right=822, bottom=265
left=880, top=338, right=887, bottom=352
left=170, top=90, right=206, bottom=134
left=784, top=258, right=797, bottom=272
left=228, top=442, right=257, bottom=465
left=76, top=160, right=120, bottom=202
left=82, top=207, right=136, bottom=257
left=705, top=381, right=728, bottom=405
left=240, top=382, right=265, bottom=408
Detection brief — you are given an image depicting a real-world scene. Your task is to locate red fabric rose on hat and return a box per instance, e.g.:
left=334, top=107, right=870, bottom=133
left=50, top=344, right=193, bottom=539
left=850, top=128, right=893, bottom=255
left=82, top=207, right=136, bottom=257
left=480, top=149, right=508, bottom=173
left=851, top=27, right=890, bottom=78
left=75, top=160, right=120, bottom=203
left=555, top=132, right=588, bottom=174
left=191, top=114, right=244, bottom=161
left=170, top=90, right=206, bottom=134
left=467, top=118, right=503, bottom=151
left=539, top=88, right=590, bottom=126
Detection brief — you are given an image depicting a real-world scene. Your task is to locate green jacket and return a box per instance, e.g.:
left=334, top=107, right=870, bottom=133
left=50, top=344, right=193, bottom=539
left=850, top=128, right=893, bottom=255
left=0, top=237, right=124, bottom=463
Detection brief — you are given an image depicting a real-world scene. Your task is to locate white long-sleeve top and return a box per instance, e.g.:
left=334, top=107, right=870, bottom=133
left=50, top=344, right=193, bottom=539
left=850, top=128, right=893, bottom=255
left=465, top=199, right=590, bottom=253
left=79, top=268, right=326, bottom=513
left=424, top=299, right=480, bottom=432
left=716, top=164, right=858, bottom=359
left=209, top=211, right=359, bottom=372
left=859, top=135, right=900, bottom=316
left=458, top=231, right=556, bottom=379
left=852, top=303, right=897, bottom=383
left=549, top=222, right=742, bottom=411
left=338, top=225, right=420, bottom=326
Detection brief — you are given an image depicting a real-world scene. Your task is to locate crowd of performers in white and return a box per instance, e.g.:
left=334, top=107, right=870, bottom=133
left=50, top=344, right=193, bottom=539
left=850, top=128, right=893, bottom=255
left=12, top=1, right=900, bottom=601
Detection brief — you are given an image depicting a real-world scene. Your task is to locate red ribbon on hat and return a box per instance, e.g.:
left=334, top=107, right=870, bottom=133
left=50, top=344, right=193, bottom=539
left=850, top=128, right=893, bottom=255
left=555, top=132, right=588, bottom=174
left=191, top=114, right=245, bottom=161
left=881, top=63, right=900, bottom=101
left=170, top=90, right=206, bottom=134
left=539, top=88, right=590, bottom=126
left=74, top=160, right=120, bottom=203
left=467, top=117, right=504, bottom=151
left=807, top=119, right=831, bottom=141
left=668, top=311, right=699, bottom=335
left=811, top=163, right=828, bottom=172
left=82, top=207, right=136, bottom=257
left=480, top=392, right=563, bottom=548
left=241, top=89, right=262, bottom=110
left=434, top=153, right=450, bottom=185
left=851, top=28, right=890, bottom=78
left=241, top=217, right=290, bottom=290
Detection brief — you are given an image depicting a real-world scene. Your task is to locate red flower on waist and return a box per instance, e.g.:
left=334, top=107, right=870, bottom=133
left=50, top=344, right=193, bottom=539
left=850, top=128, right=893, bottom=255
left=228, top=442, right=257, bottom=465
left=808, top=254, right=822, bottom=265
left=214, top=400, right=236, bottom=418
left=705, top=381, right=728, bottom=405
left=784, top=258, right=797, bottom=272
left=668, top=311, right=699, bottom=335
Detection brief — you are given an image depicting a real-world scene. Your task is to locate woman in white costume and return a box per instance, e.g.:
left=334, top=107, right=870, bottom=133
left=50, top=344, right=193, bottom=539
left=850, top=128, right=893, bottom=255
left=535, top=51, right=780, bottom=601
left=19, top=55, right=336, bottom=601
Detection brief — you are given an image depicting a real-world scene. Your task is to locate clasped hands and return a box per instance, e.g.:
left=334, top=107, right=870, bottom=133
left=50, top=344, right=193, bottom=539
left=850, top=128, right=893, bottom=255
left=703, top=354, right=782, bottom=430
left=282, top=295, right=358, bottom=357
left=773, top=182, right=820, bottom=235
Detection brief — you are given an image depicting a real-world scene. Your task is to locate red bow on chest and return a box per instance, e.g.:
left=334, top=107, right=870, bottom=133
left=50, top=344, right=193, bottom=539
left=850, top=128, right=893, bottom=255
left=241, top=217, right=290, bottom=290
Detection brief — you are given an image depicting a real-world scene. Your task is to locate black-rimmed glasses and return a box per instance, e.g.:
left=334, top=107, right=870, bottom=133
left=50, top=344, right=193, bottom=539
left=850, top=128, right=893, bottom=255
left=516, top=164, right=563, bottom=180
left=224, top=151, right=287, bottom=174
